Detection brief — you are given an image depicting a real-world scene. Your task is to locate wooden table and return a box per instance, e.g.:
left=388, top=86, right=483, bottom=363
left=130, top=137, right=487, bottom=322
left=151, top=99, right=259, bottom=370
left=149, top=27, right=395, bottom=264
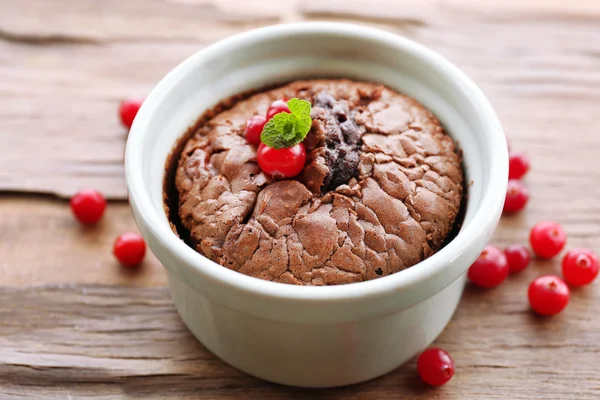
left=2, top=0, right=600, bottom=398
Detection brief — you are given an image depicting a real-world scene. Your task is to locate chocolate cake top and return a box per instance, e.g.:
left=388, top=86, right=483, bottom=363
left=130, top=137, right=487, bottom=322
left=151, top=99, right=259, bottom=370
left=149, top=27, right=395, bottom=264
left=172, top=79, right=464, bottom=286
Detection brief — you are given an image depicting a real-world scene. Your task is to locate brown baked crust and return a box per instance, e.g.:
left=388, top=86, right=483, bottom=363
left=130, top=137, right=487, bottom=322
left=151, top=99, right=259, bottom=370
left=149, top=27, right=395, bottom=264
left=173, top=79, right=464, bottom=285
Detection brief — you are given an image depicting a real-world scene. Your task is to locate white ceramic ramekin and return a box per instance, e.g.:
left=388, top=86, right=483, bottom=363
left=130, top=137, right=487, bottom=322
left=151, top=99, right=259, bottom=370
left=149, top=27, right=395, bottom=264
left=125, top=22, right=507, bottom=388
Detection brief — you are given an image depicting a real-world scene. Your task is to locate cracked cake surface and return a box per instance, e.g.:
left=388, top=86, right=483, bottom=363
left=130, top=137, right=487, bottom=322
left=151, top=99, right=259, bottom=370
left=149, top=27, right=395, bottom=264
left=171, top=79, right=464, bottom=286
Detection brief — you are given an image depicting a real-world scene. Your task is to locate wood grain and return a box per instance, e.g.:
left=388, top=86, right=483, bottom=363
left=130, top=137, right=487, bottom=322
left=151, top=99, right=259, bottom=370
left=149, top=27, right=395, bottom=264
left=2, top=0, right=600, bottom=198
left=0, top=0, right=278, bottom=199
left=0, top=196, right=166, bottom=287
left=1, top=284, right=599, bottom=399
left=2, top=0, right=600, bottom=398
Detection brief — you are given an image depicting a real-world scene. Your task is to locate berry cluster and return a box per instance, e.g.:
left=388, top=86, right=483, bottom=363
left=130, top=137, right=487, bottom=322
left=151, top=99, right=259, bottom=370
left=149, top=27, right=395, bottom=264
left=467, top=142, right=598, bottom=316
left=467, top=221, right=596, bottom=316
left=245, top=99, right=308, bottom=179
left=418, top=142, right=597, bottom=388
left=504, top=151, right=530, bottom=213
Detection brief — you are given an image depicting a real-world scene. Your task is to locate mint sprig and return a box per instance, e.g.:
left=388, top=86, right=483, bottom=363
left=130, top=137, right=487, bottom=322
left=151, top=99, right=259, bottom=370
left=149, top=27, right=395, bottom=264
left=260, top=98, right=312, bottom=149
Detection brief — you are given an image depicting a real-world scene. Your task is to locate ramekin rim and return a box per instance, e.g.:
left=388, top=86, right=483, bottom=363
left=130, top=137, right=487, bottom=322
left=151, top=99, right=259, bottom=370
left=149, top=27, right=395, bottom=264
left=125, top=21, right=508, bottom=303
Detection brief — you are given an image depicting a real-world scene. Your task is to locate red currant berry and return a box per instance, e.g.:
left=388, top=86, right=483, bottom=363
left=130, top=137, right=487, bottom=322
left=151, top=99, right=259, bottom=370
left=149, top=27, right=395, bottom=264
left=245, top=115, right=267, bottom=145
left=70, top=189, right=106, bottom=225
left=119, top=98, right=144, bottom=130
left=266, top=99, right=291, bottom=120
left=561, top=248, right=599, bottom=286
left=504, top=244, right=531, bottom=274
left=508, top=151, right=530, bottom=180
left=113, top=232, right=146, bottom=267
left=503, top=179, right=529, bottom=214
left=417, top=348, right=455, bottom=386
left=257, top=143, right=306, bottom=179
left=528, top=275, right=570, bottom=316
left=468, top=245, right=509, bottom=288
left=530, top=221, right=567, bottom=259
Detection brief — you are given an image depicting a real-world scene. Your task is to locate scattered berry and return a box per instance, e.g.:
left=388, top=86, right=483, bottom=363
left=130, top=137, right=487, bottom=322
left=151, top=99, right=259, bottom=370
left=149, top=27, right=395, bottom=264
left=245, top=115, right=267, bottom=145
left=468, top=245, right=510, bottom=288
left=266, top=99, right=291, bottom=120
left=417, top=348, right=455, bottom=386
left=257, top=142, right=306, bottom=179
left=70, top=189, right=106, bottom=225
left=113, top=232, right=146, bottom=267
left=504, top=244, right=531, bottom=274
left=503, top=179, right=529, bottom=214
left=561, top=248, right=599, bottom=286
left=508, top=152, right=530, bottom=180
left=119, top=98, right=144, bottom=129
left=530, top=221, right=567, bottom=259
left=528, top=275, right=570, bottom=316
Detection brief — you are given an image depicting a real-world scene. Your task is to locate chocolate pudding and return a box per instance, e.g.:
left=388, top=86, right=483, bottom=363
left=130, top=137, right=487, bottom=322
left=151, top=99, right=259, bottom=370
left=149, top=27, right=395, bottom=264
left=165, top=80, right=464, bottom=286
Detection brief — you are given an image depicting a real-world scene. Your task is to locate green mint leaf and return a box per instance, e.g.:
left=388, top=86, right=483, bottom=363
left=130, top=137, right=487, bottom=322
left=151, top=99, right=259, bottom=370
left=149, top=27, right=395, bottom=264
left=260, top=98, right=313, bottom=149
left=274, top=114, right=297, bottom=141
left=296, top=115, right=312, bottom=137
left=260, top=113, right=295, bottom=149
left=287, top=98, right=311, bottom=118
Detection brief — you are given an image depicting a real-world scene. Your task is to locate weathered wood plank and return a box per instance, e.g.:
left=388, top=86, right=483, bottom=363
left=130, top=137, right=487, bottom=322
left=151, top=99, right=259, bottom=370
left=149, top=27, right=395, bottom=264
left=2, top=0, right=600, bottom=398
left=1, top=194, right=598, bottom=397
left=1, top=0, right=600, bottom=198
left=0, top=0, right=279, bottom=42
left=0, top=40, right=197, bottom=199
left=0, top=196, right=599, bottom=396
left=0, top=285, right=599, bottom=399
left=0, top=0, right=278, bottom=199
left=0, top=196, right=166, bottom=287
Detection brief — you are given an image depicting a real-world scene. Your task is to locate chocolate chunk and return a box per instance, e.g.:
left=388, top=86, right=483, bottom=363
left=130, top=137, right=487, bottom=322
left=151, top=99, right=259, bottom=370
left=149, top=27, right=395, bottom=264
left=312, top=90, right=363, bottom=194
